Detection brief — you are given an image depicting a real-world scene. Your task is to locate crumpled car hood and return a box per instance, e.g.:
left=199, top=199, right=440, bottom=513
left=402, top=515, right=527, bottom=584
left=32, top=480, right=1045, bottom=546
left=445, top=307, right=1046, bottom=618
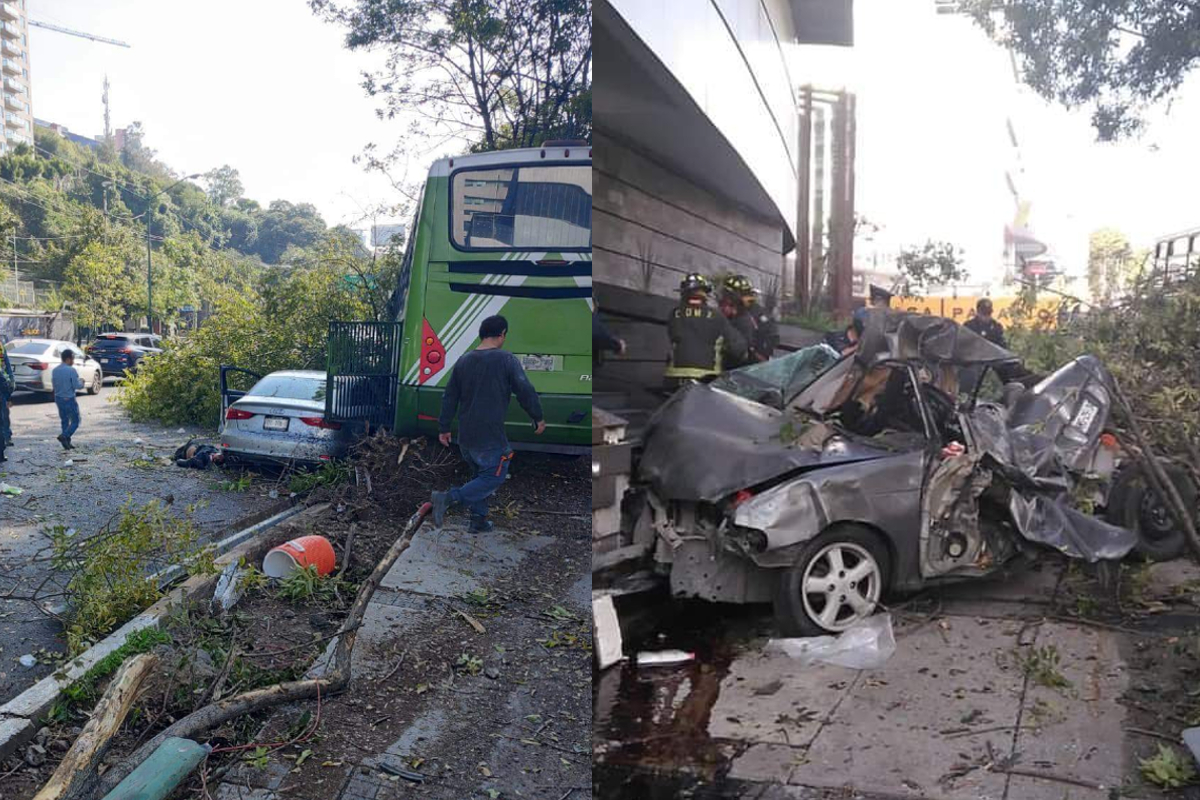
left=637, top=383, right=901, bottom=503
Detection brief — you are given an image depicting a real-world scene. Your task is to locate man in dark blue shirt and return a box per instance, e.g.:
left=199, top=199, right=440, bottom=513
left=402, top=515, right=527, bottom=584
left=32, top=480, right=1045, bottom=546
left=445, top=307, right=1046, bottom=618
left=431, top=315, right=545, bottom=532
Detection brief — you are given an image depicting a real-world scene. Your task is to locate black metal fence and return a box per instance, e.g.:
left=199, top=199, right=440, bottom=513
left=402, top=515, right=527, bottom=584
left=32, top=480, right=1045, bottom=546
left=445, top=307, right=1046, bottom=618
left=326, top=321, right=403, bottom=429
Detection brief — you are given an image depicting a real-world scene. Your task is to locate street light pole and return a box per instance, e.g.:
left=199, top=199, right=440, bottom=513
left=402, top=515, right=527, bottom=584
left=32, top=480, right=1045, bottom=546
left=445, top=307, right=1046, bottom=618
left=146, top=201, right=153, bottom=330
left=144, top=173, right=202, bottom=333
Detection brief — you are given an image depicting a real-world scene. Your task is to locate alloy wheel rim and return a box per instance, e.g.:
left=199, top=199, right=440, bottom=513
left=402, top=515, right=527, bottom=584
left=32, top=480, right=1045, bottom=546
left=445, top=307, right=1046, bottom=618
left=800, top=542, right=881, bottom=632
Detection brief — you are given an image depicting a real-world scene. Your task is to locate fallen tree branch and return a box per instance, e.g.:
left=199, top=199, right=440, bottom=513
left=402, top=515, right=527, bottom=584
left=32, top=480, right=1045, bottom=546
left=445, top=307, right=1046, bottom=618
left=990, top=766, right=1105, bottom=791
left=91, top=502, right=433, bottom=798
left=1111, top=378, right=1200, bottom=560
left=338, top=523, right=358, bottom=579
left=36, top=653, right=158, bottom=800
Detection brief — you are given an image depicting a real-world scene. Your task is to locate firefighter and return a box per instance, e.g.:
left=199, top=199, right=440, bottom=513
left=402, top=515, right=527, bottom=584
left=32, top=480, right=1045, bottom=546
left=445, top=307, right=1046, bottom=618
left=664, top=274, right=746, bottom=390
left=726, top=275, right=779, bottom=362
left=717, top=289, right=753, bottom=369
left=720, top=275, right=756, bottom=365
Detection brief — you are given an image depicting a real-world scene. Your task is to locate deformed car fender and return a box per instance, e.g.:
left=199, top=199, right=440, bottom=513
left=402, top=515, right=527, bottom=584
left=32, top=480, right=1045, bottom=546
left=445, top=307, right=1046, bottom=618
left=731, top=452, right=926, bottom=582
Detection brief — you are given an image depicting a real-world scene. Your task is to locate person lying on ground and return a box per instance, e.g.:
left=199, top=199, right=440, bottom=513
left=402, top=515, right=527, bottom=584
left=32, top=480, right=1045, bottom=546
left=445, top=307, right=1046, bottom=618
left=174, top=440, right=225, bottom=469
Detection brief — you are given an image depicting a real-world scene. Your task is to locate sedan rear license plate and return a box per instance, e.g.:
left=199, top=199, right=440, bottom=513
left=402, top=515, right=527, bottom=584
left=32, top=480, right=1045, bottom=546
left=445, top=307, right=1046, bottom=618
left=520, top=354, right=556, bottom=372
left=263, top=416, right=289, bottom=431
left=99, top=358, right=110, bottom=364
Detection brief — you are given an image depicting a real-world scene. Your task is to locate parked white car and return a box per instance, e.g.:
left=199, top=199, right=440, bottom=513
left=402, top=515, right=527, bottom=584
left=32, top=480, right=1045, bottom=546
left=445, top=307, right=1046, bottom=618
left=219, top=368, right=358, bottom=465
left=4, top=339, right=104, bottom=396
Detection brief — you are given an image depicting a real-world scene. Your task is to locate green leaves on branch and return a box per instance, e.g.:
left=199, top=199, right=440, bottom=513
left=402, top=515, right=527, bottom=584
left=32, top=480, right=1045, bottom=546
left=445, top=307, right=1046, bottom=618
left=963, top=0, right=1200, bottom=140
left=310, top=0, right=592, bottom=156
left=895, top=240, right=968, bottom=296
left=118, top=236, right=378, bottom=428
left=48, top=500, right=215, bottom=655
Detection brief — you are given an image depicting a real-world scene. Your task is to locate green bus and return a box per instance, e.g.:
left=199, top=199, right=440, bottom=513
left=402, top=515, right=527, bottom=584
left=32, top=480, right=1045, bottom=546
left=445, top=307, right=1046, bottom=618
left=386, top=143, right=592, bottom=453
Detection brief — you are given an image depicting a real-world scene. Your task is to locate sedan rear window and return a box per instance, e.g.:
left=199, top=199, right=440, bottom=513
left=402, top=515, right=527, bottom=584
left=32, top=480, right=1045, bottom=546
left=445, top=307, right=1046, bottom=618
left=248, top=375, right=327, bottom=402
left=5, top=342, right=49, bottom=355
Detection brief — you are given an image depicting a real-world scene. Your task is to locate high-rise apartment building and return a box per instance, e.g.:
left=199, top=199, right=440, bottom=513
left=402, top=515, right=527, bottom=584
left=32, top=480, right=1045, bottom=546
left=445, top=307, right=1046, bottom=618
left=0, top=0, right=32, bottom=154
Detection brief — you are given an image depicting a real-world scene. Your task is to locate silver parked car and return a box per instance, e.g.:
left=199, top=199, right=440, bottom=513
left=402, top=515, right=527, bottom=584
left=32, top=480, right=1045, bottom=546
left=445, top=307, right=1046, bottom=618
left=219, top=368, right=357, bottom=465
left=4, top=339, right=104, bottom=396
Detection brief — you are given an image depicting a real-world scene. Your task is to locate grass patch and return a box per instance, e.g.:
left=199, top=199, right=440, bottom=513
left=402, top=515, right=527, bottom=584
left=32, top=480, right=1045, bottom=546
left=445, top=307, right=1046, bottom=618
left=276, top=564, right=352, bottom=603
left=212, top=471, right=253, bottom=492
left=288, top=462, right=350, bottom=494
left=47, top=626, right=173, bottom=722
left=1140, top=745, right=1197, bottom=789
left=1017, top=645, right=1071, bottom=690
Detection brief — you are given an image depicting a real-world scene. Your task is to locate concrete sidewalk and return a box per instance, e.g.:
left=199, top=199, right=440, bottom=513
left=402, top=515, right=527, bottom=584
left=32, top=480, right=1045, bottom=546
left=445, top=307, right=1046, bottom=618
left=213, top=519, right=592, bottom=800
left=595, top=558, right=1200, bottom=800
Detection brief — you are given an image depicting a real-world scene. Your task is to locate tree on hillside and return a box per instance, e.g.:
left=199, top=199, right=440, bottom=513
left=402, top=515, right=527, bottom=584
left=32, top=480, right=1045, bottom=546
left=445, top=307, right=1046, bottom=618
left=204, top=165, right=244, bottom=207
left=120, top=122, right=156, bottom=173
left=62, top=241, right=139, bottom=331
left=964, top=1, right=1200, bottom=140
left=254, top=200, right=327, bottom=264
left=1087, top=228, right=1138, bottom=304
left=895, top=240, right=968, bottom=296
left=309, top=0, right=592, bottom=156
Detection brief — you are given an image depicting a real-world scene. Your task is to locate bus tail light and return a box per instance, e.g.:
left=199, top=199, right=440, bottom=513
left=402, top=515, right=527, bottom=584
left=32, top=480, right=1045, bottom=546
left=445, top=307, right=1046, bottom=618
left=420, top=318, right=446, bottom=384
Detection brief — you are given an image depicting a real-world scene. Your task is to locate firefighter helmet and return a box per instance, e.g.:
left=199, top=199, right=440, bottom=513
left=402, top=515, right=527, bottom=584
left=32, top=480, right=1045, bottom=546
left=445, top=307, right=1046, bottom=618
left=679, top=273, right=713, bottom=297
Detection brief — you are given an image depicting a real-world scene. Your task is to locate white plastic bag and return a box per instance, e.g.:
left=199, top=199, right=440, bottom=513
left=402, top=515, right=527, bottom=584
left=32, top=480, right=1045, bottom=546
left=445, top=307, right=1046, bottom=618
left=766, top=614, right=895, bottom=669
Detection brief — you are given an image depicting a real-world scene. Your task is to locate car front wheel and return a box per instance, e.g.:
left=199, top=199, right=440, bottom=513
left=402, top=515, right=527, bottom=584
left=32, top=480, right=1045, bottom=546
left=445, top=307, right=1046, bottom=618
left=1107, top=461, right=1196, bottom=562
left=87, top=370, right=102, bottom=395
left=774, top=524, right=890, bottom=637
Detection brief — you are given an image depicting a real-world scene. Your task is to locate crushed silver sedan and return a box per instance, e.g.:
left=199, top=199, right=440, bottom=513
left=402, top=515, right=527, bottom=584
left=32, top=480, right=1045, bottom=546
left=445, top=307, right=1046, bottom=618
left=628, top=311, right=1187, bottom=636
left=219, top=368, right=358, bottom=466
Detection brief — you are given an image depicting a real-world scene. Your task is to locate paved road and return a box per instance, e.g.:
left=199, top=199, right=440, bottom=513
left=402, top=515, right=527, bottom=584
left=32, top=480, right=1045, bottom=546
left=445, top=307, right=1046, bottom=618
left=0, top=384, right=279, bottom=702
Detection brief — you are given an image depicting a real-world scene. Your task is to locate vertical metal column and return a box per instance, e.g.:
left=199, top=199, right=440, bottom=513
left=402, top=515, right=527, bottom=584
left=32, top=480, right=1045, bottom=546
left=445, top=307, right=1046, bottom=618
left=796, top=85, right=813, bottom=312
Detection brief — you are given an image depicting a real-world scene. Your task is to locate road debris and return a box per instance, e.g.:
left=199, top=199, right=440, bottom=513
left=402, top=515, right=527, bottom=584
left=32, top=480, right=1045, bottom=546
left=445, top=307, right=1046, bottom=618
left=455, top=609, right=486, bottom=634
left=593, top=594, right=624, bottom=670
left=767, top=613, right=896, bottom=669
left=211, top=562, right=246, bottom=613
left=635, top=650, right=696, bottom=667
left=263, top=535, right=336, bottom=578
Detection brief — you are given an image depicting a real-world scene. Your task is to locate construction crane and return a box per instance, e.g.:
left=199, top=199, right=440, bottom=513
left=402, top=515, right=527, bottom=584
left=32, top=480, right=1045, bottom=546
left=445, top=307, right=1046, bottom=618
left=28, top=19, right=130, bottom=48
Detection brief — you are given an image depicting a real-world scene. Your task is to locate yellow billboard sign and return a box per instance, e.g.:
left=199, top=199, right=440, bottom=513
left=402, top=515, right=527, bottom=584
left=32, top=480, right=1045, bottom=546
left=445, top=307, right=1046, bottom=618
left=891, top=296, right=1060, bottom=329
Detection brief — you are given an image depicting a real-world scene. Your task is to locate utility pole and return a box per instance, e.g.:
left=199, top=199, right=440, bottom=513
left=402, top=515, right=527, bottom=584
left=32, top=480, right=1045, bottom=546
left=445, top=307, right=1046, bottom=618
left=796, top=85, right=813, bottom=312
left=11, top=232, right=16, bottom=306
left=142, top=173, right=202, bottom=333
left=102, top=76, right=112, bottom=143
left=146, top=202, right=153, bottom=332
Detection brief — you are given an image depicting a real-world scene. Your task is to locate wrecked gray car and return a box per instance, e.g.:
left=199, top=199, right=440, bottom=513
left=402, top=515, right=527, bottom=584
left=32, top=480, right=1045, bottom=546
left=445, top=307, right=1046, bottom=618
left=629, top=311, right=1181, bottom=636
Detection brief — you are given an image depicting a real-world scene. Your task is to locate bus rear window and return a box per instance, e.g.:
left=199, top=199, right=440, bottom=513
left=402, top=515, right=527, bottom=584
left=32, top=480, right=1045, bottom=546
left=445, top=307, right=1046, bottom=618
left=451, top=165, right=591, bottom=250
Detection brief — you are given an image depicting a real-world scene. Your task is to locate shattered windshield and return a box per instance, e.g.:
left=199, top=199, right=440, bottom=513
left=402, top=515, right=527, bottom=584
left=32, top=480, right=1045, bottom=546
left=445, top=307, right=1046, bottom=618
left=711, top=344, right=842, bottom=409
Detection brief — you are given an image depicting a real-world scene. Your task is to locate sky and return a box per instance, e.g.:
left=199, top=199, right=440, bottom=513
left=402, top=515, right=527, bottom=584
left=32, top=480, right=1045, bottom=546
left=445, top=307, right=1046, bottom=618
left=792, top=0, right=1200, bottom=286
left=26, top=0, right=452, bottom=230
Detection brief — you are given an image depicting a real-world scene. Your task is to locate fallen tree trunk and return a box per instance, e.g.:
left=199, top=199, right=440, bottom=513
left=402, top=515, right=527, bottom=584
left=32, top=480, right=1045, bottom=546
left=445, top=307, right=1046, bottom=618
left=91, top=502, right=432, bottom=798
left=36, top=653, right=158, bottom=800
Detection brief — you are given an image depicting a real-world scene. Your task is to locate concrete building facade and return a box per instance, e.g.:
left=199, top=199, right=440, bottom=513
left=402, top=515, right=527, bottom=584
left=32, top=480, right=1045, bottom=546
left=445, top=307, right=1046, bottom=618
left=594, top=0, right=852, bottom=411
left=0, top=0, right=32, bottom=154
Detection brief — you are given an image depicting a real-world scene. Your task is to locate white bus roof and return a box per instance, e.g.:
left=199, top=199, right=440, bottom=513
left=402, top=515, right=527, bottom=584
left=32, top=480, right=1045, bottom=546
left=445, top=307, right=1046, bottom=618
left=428, top=144, right=591, bottom=177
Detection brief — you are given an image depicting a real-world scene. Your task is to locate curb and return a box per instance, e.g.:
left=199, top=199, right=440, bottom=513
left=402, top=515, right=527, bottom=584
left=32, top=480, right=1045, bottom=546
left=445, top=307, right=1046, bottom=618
left=0, top=502, right=331, bottom=762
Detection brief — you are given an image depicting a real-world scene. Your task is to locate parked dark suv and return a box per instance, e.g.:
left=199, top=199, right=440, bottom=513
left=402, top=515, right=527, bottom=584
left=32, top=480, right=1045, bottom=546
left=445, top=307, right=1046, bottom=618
left=86, top=332, right=163, bottom=378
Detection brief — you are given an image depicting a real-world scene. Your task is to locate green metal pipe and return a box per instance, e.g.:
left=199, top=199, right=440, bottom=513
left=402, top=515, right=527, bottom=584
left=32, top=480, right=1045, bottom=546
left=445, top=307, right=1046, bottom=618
left=101, top=737, right=211, bottom=800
